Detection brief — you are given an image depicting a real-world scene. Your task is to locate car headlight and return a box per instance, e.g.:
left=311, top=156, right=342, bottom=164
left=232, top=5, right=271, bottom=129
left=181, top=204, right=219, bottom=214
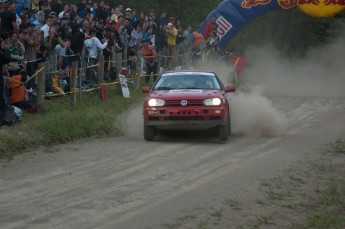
left=203, top=98, right=221, bottom=106
left=148, top=98, right=165, bottom=107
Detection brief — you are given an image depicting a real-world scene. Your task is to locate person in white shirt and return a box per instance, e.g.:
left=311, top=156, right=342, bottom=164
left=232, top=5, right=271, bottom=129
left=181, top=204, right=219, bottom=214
left=84, top=28, right=108, bottom=81
left=40, top=15, right=54, bottom=38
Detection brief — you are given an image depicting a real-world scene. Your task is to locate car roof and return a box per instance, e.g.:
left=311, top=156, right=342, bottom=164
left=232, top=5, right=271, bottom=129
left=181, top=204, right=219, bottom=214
left=161, top=70, right=216, bottom=77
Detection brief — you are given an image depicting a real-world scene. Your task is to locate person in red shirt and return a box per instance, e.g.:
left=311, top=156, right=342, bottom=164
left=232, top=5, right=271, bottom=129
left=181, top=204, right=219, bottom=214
left=203, top=15, right=217, bottom=41
left=140, top=39, right=158, bottom=83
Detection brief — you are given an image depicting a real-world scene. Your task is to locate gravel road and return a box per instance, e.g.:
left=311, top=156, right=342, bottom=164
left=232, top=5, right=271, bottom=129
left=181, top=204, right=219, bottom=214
left=1, top=95, right=345, bottom=229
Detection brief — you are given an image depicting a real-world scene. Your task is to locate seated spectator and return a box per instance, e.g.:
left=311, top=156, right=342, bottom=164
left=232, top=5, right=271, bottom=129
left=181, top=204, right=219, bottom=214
left=8, top=71, right=36, bottom=113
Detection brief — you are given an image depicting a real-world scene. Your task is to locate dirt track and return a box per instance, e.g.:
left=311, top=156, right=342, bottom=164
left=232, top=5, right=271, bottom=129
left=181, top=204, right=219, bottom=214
left=1, top=95, right=345, bottom=229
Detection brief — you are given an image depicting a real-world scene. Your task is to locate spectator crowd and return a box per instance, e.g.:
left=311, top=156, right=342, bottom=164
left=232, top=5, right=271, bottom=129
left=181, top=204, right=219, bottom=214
left=0, top=0, right=221, bottom=117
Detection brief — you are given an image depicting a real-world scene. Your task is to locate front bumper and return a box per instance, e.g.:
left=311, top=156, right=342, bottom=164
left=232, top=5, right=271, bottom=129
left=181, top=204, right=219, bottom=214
left=144, top=106, right=228, bottom=129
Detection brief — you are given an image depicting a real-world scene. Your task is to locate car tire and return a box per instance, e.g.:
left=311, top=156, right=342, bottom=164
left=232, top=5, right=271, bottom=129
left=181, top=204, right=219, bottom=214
left=144, top=125, right=155, bottom=141
left=218, top=115, right=229, bottom=141
left=228, top=115, right=232, bottom=136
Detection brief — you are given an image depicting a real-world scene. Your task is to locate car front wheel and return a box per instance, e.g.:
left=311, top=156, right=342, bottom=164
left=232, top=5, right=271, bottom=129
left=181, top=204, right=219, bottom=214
left=218, top=115, right=229, bottom=141
left=144, top=125, right=155, bottom=141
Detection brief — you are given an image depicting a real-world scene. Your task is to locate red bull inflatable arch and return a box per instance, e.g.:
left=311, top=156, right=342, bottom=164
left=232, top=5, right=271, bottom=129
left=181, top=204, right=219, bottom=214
left=201, top=0, right=345, bottom=48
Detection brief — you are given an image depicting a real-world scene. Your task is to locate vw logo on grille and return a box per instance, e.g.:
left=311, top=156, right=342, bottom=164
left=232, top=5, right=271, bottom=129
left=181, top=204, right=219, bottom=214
left=180, top=100, right=188, bottom=106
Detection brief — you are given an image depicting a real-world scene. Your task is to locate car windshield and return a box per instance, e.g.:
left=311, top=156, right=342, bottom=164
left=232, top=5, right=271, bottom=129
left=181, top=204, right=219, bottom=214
left=153, top=72, right=222, bottom=90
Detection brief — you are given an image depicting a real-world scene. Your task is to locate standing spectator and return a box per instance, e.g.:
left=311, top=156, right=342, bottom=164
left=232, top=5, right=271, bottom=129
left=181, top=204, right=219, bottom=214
left=51, top=0, right=64, bottom=15
left=7, top=31, right=25, bottom=74
left=0, top=37, right=11, bottom=108
left=33, top=10, right=45, bottom=30
left=24, top=22, right=39, bottom=88
left=31, top=0, right=40, bottom=11
left=119, top=18, right=132, bottom=37
left=113, top=14, right=123, bottom=31
left=28, top=9, right=38, bottom=23
left=130, top=8, right=137, bottom=27
left=57, top=16, right=70, bottom=40
left=140, top=39, right=158, bottom=83
left=0, top=0, right=19, bottom=33
left=189, top=26, right=205, bottom=66
left=110, top=7, right=120, bottom=23
left=203, top=15, right=217, bottom=41
left=125, top=8, right=131, bottom=21
left=84, top=28, right=108, bottom=80
left=95, top=0, right=108, bottom=22
left=70, top=21, right=89, bottom=63
left=78, top=1, right=92, bottom=19
left=18, top=28, right=28, bottom=48
left=117, top=4, right=124, bottom=15
left=156, top=23, right=168, bottom=69
left=40, top=15, right=54, bottom=38
left=143, top=26, right=155, bottom=46
left=58, top=3, right=70, bottom=19
left=128, top=23, right=143, bottom=51
left=56, top=38, right=73, bottom=76
left=127, top=45, right=137, bottom=75
left=166, top=22, right=177, bottom=69
left=95, top=19, right=105, bottom=41
left=76, top=0, right=86, bottom=14
left=40, top=0, right=52, bottom=16
left=146, top=9, right=156, bottom=34
left=156, top=10, right=167, bottom=37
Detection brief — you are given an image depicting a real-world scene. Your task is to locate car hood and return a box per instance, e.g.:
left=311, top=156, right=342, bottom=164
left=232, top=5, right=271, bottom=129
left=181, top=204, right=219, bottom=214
left=149, top=89, right=224, bottom=99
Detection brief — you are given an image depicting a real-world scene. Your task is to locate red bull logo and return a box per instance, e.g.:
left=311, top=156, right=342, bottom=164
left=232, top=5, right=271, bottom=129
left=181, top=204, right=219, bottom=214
left=240, top=0, right=345, bottom=17
left=216, top=16, right=232, bottom=38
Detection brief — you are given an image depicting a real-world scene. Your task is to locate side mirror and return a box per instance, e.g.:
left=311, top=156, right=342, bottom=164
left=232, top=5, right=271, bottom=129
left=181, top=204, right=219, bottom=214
left=225, top=85, right=236, bottom=93
left=141, top=86, right=150, bottom=93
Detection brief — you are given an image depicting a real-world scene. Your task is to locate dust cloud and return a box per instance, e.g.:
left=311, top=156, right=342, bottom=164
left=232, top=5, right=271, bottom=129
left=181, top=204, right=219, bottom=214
left=241, top=34, right=345, bottom=98
left=115, top=104, right=144, bottom=139
left=211, top=65, right=288, bottom=137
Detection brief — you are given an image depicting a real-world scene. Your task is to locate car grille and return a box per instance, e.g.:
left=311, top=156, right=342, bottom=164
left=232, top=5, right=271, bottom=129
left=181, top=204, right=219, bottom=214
left=164, top=100, right=204, bottom=106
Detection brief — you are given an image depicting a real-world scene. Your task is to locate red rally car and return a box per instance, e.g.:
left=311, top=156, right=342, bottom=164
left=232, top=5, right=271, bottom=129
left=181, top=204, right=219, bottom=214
left=142, top=70, right=236, bottom=141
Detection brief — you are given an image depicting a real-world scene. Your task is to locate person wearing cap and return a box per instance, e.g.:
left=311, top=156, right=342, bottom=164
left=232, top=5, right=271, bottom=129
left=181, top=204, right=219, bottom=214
left=125, top=7, right=131, bottom=21
left=140, top=39, right=158, bottom=83
left=0, top=0, right=19, bottom=33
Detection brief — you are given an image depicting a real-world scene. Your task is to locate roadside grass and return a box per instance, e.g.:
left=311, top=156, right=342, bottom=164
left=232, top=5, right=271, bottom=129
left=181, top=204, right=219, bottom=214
left=162, top=139, right=345, bottom=229
left=0, top=85, right=145, bottom=160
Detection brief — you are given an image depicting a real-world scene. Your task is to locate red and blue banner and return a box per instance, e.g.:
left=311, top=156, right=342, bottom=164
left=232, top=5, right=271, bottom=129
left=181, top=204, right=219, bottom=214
left=201, top=0, right=345, bottom=48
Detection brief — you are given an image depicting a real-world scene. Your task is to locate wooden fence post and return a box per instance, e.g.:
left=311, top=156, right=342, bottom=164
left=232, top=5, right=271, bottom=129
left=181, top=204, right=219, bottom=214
left=36, top=61, right=47, bottom=111
left=136, top=51, right=143, bottom=89
left=80, top=48, right=86, bottom=100
left=98, top=50, right=104, bottom=83
left=70, top=61, right=78, bottom=107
